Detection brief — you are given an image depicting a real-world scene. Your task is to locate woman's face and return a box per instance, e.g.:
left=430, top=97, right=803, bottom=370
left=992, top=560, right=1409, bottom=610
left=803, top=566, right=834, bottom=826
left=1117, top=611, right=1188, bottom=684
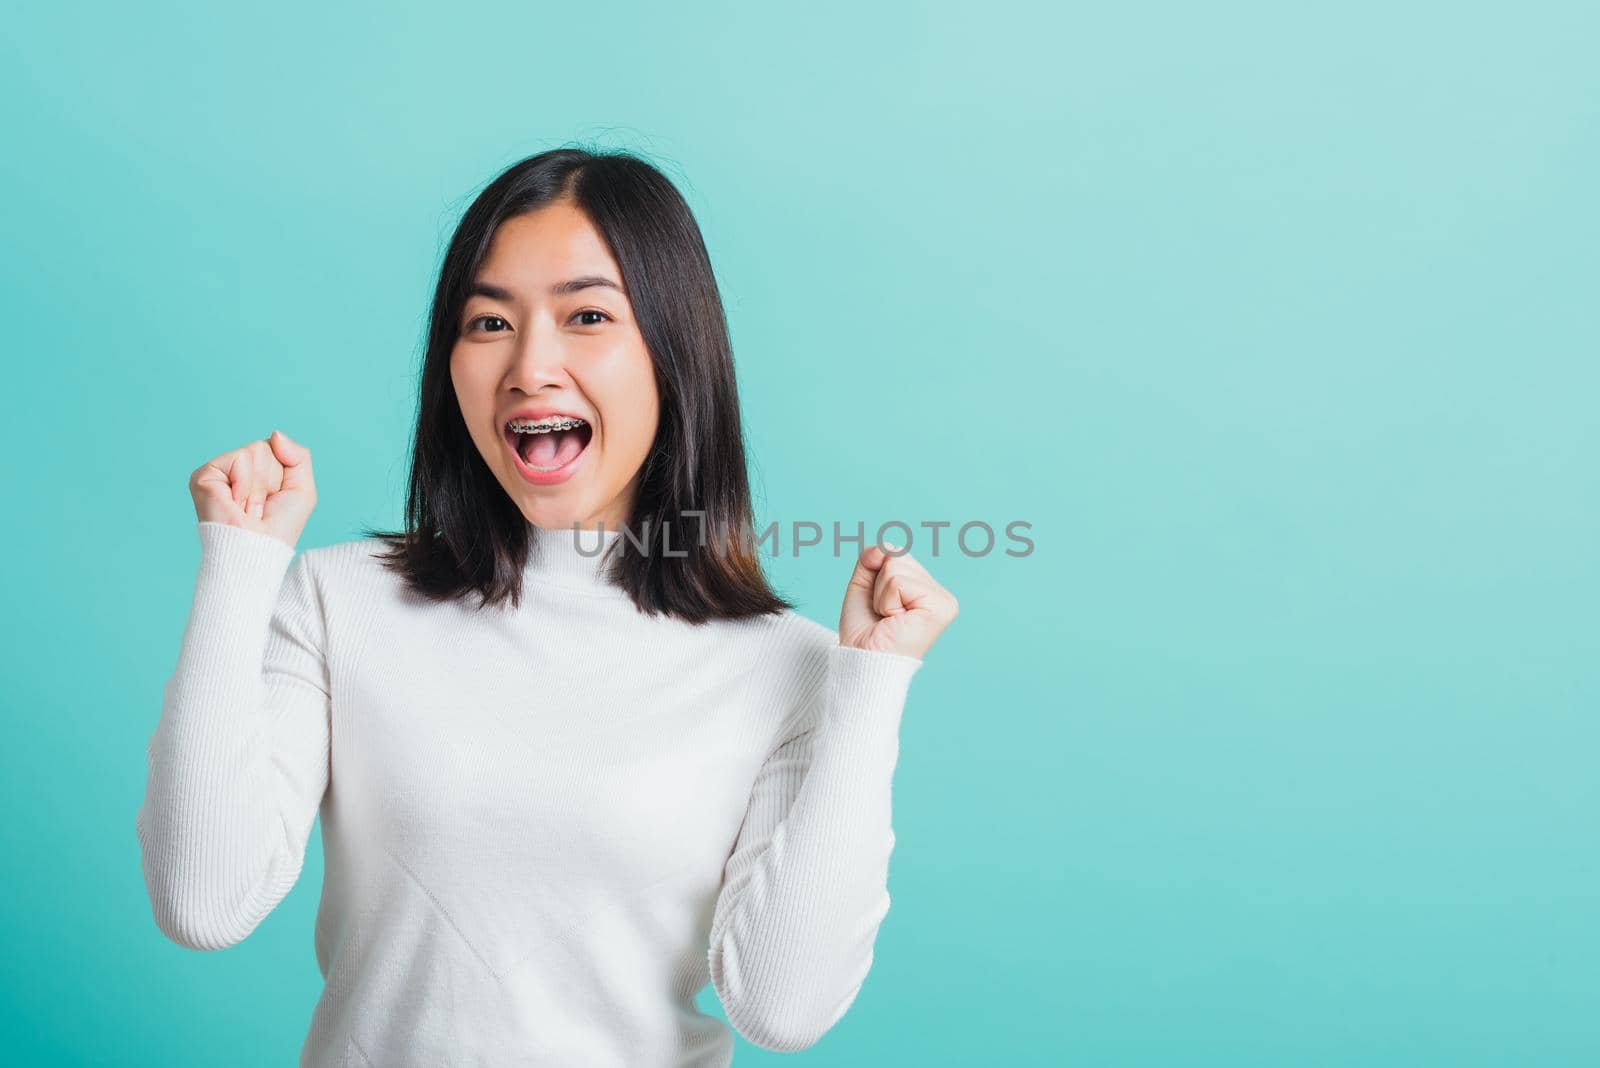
left=450, top=202, right=660, bottom=533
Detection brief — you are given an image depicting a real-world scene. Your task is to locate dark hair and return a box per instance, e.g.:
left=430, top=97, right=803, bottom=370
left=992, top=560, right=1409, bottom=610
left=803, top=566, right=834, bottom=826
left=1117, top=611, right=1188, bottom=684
left=361, top=147, right=793, bottom=624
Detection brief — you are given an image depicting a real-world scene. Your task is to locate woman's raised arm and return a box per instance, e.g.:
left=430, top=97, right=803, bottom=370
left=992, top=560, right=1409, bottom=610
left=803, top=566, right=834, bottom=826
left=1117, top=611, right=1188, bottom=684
left=707, top=635, right=923, bottom=1052
left=136, top=522, right=332, bottom=950
left=137, top=430, right=328, bottom=950
left=708, top=541, right=956, bottom=1050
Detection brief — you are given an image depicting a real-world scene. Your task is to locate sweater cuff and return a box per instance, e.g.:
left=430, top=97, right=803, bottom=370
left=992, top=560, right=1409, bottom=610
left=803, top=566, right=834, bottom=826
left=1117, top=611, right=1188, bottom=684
left=823, top=644, right=923, bottom=732
left=177, top=522, right=299, bottom=681
left=196, top=520, right=297, bottom=574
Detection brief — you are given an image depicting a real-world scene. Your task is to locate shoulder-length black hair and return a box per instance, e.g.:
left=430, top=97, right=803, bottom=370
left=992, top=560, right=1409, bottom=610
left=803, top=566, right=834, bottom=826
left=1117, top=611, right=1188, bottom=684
left=362, top=147, right=793, bottom=625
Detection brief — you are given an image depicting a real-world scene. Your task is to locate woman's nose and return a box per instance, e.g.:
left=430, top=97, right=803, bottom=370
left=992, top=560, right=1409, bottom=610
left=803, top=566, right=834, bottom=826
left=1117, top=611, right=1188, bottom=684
left=504, top=325, right=571, bottom=388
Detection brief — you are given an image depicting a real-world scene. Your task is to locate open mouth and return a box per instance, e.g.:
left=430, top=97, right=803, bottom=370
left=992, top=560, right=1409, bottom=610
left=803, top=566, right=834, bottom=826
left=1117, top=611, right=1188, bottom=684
left=504, top=417, right=594, bottom=476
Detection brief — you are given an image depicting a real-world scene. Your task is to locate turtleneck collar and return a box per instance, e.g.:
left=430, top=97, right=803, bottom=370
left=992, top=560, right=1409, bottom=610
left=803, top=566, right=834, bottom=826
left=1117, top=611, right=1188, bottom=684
left=521, top=520, right=628, bottom=593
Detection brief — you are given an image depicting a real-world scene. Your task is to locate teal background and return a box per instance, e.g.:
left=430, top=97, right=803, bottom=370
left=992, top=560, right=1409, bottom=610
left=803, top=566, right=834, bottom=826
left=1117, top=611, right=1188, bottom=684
left=2, top=1, right=1595, bottom=1064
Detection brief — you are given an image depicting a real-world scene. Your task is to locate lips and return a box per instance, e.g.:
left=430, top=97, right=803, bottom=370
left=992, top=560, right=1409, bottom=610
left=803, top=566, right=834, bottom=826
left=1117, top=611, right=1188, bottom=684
left=502, top=405, right=593, bottom=427
left=504, top=420, right=593, bottom=486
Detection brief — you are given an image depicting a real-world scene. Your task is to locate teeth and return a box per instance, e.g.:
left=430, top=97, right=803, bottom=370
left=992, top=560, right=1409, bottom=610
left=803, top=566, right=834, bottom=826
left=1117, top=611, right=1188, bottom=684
left=507, top=416, right=587, bottom=434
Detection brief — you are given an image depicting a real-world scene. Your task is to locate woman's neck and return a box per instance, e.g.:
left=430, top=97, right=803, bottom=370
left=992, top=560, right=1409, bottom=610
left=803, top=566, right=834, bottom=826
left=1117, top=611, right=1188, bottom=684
left=522, top=519, right=626, bottom=592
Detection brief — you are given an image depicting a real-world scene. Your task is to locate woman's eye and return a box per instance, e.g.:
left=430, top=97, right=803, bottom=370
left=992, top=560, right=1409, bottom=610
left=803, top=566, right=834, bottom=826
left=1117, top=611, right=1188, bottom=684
left=467, top=311, right=608, bottom=332
left=467, top=314, right=511, bottom=334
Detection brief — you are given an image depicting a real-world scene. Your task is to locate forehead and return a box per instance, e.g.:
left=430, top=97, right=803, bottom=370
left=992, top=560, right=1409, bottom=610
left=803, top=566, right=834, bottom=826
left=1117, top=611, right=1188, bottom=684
left=474, top=205, right=621, bottom=286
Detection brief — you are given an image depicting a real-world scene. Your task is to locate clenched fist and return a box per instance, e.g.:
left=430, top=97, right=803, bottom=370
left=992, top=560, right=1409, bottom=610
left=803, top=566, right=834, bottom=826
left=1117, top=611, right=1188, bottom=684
left=838, top=543, right=959, bottom=661
left=189, top=430, right=317, bottom=550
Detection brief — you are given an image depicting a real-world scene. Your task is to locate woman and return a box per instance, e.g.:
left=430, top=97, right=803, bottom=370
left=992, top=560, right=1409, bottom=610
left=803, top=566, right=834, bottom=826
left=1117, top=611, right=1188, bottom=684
left=136, top=147, right=958, bottom=1066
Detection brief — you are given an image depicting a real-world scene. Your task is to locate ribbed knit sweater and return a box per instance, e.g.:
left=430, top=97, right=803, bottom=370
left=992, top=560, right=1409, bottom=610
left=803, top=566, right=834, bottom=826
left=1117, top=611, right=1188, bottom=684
left=135, top=519, right=924, bottom=1066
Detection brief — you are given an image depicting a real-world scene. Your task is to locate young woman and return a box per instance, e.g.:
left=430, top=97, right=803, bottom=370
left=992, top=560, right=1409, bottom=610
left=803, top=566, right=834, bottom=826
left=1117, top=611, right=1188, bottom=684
left=136, top=148, right=958, bottom=1066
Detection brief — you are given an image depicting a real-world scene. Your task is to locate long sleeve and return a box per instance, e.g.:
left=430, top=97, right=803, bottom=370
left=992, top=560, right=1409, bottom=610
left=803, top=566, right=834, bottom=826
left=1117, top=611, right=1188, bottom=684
left=707, top=638, right=924, bottom=1052
left=136, top=520, right=332, bottom=951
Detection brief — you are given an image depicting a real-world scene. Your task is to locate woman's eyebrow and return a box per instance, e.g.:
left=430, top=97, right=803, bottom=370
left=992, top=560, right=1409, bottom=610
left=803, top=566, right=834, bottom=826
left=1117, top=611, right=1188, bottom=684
left=468, top=276, right=624, bottom=301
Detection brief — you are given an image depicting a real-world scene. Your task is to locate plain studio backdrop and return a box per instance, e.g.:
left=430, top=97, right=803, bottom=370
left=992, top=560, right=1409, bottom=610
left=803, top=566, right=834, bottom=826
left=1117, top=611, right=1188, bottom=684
left=2, top=2, right=1595, bottom=1064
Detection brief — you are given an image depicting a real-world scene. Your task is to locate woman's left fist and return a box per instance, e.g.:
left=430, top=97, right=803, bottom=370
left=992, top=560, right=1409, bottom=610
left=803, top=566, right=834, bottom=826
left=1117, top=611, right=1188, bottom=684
left=838, top=542, right=959, bottom=660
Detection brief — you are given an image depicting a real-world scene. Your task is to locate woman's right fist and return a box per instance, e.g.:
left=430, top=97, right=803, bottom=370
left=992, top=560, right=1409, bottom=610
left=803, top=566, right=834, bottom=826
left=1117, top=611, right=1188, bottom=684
left=189, top=430, right=317, bottom=550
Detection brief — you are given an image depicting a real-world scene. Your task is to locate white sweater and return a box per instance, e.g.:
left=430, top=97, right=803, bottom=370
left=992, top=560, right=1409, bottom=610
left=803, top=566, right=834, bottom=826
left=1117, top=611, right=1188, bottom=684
left=136, top=519, right=923, bottom=1066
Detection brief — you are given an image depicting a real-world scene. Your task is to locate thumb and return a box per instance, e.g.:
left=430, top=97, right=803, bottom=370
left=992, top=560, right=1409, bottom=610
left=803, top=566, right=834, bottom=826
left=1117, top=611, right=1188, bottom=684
left=839, top=543, right=894, bottom=635
left=269, top=429, right=314, bottom=493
